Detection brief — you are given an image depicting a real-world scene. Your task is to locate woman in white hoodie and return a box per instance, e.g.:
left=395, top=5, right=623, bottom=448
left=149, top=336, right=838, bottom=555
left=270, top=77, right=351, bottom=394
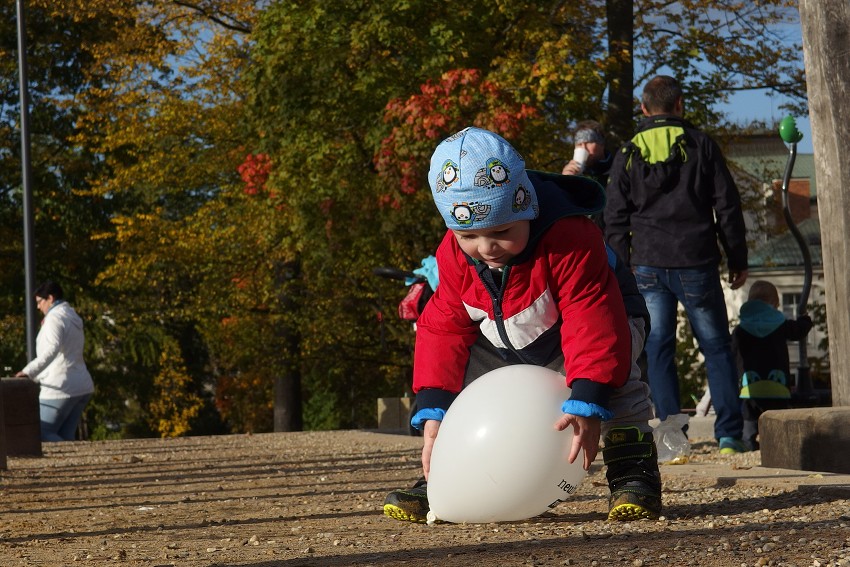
left=15, top=282, right=94, bottom=441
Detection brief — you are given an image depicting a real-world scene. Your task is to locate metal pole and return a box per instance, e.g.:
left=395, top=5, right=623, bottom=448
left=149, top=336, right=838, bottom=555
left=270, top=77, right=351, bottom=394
left=17, top=0, right=37, bottom=360
left=779, top=116, right=814, bottom=401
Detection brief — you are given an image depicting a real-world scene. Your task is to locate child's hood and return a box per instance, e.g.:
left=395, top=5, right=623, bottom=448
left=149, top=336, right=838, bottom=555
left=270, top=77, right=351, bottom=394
left=738, top=299, right=786, bottom=337
left=524, top=170, right=605, bottom=249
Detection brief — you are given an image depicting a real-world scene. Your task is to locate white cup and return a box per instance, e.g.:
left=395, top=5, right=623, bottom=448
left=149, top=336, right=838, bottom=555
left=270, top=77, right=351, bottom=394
left=572, top=147, right=589, bottom=173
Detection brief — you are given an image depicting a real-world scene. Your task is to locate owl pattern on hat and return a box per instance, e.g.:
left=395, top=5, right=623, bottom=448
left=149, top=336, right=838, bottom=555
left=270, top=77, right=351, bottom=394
left=429, top=127, right=539, bottom=230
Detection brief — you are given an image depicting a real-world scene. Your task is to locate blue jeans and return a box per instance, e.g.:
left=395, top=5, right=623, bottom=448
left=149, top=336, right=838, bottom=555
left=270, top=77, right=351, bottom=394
left=40, top=394, right=91, bottom=442
left=634, top=265, right=743, bottom=440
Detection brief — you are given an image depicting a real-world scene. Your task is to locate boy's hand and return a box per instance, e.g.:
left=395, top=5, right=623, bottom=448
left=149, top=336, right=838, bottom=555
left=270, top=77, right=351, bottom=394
left=554, top=413, right=601, bottom=471
left=421, top=419, right=441, bottom=481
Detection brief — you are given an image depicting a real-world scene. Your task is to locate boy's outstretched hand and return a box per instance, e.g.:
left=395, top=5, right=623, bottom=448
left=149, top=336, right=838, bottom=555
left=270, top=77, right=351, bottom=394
left=421, top=420, right=441, bottom=481
left=554, top=414, right=601, bottom=471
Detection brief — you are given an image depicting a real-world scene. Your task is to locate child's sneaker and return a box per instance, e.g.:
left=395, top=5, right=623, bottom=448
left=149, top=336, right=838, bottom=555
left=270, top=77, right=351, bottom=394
left=602, top=427, right=662, bottom=521
left=383, top=477, right=429, bottom=523
left=718, top=436, right=749, bottom=454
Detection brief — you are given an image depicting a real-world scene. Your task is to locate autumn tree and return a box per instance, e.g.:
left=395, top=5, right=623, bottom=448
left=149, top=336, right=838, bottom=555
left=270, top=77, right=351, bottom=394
left=69, top=0, right=272, bottom=435
left=245, top=0, right=807, bottom=429
left=626, top=1, right=805, bottom=138
left=0, top=0, right=119, bottom=395
left=1, top=0, right=808, bottom=436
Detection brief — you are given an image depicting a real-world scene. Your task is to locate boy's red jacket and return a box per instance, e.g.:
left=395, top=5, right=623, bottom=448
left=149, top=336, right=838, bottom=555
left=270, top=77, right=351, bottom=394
left=413, top=215, right=631, bottom=413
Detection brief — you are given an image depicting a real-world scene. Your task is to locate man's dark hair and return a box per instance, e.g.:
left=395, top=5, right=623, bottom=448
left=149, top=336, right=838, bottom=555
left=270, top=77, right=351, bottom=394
left=34, top=281, right=63, bottom=301
left=641, top=75, right=683, bottom=114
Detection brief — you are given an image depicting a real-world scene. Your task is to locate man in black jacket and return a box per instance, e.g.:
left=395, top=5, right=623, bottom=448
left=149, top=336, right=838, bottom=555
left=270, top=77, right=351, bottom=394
left=604, top=75, right=749, bottom=454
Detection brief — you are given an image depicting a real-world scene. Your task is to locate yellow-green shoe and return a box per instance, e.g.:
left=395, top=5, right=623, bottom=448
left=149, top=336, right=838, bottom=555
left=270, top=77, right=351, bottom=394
left=608, top=490, right=662, bottom=521
left=719, top=436, right=748, bottom=454
left=383, top=478, right=429, bottom=523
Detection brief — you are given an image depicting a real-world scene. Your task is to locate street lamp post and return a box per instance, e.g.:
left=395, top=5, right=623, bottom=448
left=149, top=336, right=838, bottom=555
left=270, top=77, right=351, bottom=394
left=17, top=0, right=37, bottom=359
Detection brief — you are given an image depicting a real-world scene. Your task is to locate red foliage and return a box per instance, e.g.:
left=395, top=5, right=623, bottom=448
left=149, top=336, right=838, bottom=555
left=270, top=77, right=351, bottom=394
left=237, top=153, right=273, bottom=196
left=374, top=69, right=538, bottom=206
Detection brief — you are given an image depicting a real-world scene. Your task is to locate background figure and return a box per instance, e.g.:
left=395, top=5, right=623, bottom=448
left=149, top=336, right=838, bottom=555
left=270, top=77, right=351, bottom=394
left=732, top=280, right=812, bottom=451
left=604, top=75, right=750, bottom=454
left=562, top=120, right=615, bottom=230
left=694, top=386, right=713, bottom=417
left=561, top=120, right=613, bottom=184
left=15, top=281, right=94, bottom=441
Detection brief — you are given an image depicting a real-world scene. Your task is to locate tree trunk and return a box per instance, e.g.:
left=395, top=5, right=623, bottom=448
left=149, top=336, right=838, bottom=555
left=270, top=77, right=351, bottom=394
left=274, top=364, right=303, bottom=432
left=606, top=0, right=635, bottom=146
left=273, top=259, right=304, bottom=431
left=798, top=0, right=850, bottom=406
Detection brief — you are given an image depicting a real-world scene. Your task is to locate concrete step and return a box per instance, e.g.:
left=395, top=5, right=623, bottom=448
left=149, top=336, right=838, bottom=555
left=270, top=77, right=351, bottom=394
left=760, top=407, right=850, bottom=474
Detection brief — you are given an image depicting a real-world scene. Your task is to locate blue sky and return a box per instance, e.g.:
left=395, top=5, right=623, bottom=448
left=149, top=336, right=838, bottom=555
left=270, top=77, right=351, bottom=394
left=716, top=11, right=812, bottom=154
left=719, top=89, right=813, bottom=154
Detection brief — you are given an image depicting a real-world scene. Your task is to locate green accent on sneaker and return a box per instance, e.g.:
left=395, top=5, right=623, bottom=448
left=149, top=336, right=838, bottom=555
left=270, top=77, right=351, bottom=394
left=718, top=436, right=748, bottom=454
left=383, top=481, right=429, bottom=524
left=601, top=426, right=655, bottom=463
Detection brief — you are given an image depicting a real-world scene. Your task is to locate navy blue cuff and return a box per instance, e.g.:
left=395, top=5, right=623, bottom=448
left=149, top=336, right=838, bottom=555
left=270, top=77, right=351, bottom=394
left=414, top=388, right=458, bottom=414
left=569, top=378, right=614, bottom=408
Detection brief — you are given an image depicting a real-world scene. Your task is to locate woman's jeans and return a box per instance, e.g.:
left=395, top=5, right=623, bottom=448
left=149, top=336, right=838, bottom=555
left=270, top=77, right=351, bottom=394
left=634, top=265, right=743, bottom=440
left=40, top=394, right=92, bottom=442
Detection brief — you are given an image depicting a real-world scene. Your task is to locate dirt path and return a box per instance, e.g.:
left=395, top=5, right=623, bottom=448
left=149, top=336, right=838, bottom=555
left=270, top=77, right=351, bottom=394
left=0, top=431, right=848, bottom=566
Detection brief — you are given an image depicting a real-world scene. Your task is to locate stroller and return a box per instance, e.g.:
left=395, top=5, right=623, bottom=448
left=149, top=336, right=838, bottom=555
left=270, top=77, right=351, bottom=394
left=373, top=256, right=438, bottom=435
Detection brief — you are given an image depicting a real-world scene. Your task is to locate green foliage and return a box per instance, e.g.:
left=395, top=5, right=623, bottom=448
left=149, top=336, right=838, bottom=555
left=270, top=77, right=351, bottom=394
left=675, top=317, right=709, bottom=409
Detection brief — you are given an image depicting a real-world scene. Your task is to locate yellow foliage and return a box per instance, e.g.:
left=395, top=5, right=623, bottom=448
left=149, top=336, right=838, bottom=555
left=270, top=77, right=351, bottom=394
left=148, top=340, right=204, bottom=438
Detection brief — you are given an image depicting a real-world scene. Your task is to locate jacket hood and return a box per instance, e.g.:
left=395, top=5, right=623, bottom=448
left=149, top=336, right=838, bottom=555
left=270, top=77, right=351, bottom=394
left=462, top=170, right=604, bottom=269
left=635, top=114, right=696, bottom=134
left=739, top=299, right=786, bottom=337
left=525, top=170, right=605, bottom=248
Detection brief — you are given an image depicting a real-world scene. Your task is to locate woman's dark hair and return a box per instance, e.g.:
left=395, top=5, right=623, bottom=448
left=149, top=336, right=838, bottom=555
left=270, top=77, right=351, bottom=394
left=34, top=281, right=63, bottom=301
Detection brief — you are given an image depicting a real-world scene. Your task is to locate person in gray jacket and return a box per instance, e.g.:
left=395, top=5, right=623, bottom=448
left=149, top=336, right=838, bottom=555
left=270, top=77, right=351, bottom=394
left=15, top=281, right=94, bottom=441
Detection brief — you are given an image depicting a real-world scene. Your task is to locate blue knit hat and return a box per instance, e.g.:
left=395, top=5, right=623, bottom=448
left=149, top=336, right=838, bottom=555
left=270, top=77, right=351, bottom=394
left=429, top=127, right=538, bottom=230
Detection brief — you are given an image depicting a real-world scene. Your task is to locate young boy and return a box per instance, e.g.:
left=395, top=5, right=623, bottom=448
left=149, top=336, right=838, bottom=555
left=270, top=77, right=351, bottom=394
left=383, top=127, right=661, bottom=523
left=733, top=280, right=812, bottom=451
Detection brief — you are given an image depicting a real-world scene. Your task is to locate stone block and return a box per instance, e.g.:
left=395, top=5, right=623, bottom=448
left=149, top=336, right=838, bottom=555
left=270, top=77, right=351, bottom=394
left=760, top=407, right=850, bottom=473
left=0, top=379, right=6, bottom=470
left=377, top=397, right=412, bottom=431
left=0, top=378, right=42, bottom=457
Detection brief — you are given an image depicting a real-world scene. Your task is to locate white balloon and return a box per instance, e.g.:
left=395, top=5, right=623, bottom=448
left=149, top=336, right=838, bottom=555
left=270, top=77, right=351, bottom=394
left=427, top=365, right=586, bottom=523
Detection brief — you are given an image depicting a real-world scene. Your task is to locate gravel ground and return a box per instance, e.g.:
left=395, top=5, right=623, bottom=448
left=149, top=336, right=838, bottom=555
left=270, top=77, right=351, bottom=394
left=0, top=430, right=849, bottom=566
